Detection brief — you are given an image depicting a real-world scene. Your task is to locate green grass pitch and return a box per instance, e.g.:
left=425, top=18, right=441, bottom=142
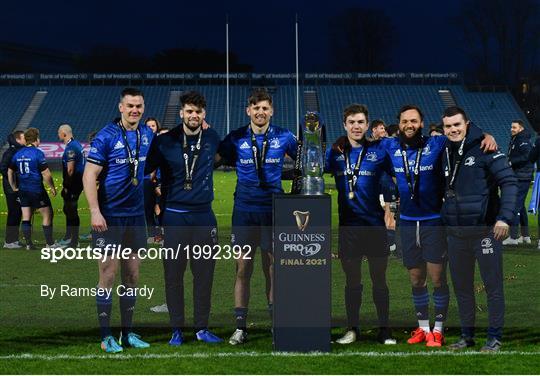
left=0, top=171, right=539, bottom=374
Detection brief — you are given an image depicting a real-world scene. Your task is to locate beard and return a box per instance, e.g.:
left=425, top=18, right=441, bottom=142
left=184, top=120, right=202, bottom=132
left=399, top=130, right=423, bottom=148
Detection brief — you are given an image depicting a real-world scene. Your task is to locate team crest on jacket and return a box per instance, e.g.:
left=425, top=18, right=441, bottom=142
left=366, top=152, right=378, bottom=162
left=142, top=134, right=149, bottom=146
left=270, top=138, right=281, bottom=149
left=422, top=144, right=431, bottom=155
left=481, top=237, right=494, bottom=254
left=464, top=156, right=475, bottom=166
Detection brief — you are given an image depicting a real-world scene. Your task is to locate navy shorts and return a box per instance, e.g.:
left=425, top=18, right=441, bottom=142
left=231, top=209, right=272, bottom=253
left=92, top=215, right=147, bottom=254
left=338, top=222, right=389, bottom=260
left=19, top=189, right=51, bottom=209
left=399, top=217, right=447, bottom=268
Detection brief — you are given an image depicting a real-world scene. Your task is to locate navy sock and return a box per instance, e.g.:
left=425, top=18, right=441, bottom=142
left=345, top=285, right=363, bottom=329
left=234, top=307, right=248, bottom=330
left=96, top=292, right=112, bottom=339
left=433, top=285, right=450, bottom=323
left=372, top=285, right=390, bottom=327
left=412, top=286, right=429, bottom=321
left=42, top=225, right=53, bottom=245
left=21, top=220, right=32, bottom=244
left=119, top=290, right=137, bottom=335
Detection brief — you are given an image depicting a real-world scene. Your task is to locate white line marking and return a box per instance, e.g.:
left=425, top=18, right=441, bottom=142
left=1, top=351, right=539, bottom=361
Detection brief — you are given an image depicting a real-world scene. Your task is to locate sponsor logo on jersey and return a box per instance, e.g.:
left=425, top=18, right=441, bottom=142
left=336, top=154, right=345, bottom=161
left=240, top=141, right=250, bottom=149
left=114, top=141, right=124, bottom=150
left=394, top=149, right=402, bottom=157
left=423, top=144, right=431, bottom=156
left=142, top=135, right=149, bottom=146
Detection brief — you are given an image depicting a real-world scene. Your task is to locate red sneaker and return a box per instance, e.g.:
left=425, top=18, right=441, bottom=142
left=407, top=328, right=428, bottom=344
left=426, top=331, right=445, bottom=347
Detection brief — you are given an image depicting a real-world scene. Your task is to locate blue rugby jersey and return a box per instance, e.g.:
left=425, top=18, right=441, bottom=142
left=326, top=141, right=392, bottom=225
left=145, top=126, right=221, bottom=212
left=86, top=122, right=154, bottom=217
left=218, top=124, right=297, bottom=212
left=62, top=138, right=85, bottom=189
left=381, top=136, right=446, bottom=221
left=10, top=145, right=48, bottom=193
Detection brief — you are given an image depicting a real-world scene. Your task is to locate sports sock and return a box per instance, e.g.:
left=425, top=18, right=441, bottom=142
left=372, top=285, right=389, bottom=328
left=234, top=307, right=248, bottom=331
left=345, top=284, right=363, bottom=329
left=119, top=287, right=137, bottom=335
left=96, top=291, right=112, bottom=339
left=21, top=220, right=32, bottom=244
left=412, top=286, right=430, bottom=330
left=433, top=285, right=449, bottom=333
left=42, top=225, right=53, bottom=245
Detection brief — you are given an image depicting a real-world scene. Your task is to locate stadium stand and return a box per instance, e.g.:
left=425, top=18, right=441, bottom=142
left=0, top=83, right=531, bottom=148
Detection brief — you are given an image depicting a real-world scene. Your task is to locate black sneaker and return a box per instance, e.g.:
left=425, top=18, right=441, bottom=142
left=449, top=337, right=475, bottom=350
left=480, top=338, right=502, bottom=352
left=377, top=327, right=397, bottom=345
left=26, top=243, right=37, bottom=250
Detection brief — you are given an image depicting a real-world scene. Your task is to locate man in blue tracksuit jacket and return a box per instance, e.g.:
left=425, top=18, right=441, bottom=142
left=504, top=120, right=533, bottom=245
left=441, top=106, right=517, bottom=352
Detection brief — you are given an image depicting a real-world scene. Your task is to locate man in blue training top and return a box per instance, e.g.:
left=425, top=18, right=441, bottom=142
left=83, top=88, right=153, bottom=353
left=145, top=91, right=223, bottom=345
left=8, top=128, right=58, bottom=250
left=441, top=106, right=516, bottom=352
left=326, top=104, right=396, bottom=345
left=57, top=124, right=85, bottom=248
left=217, top=89, right=297, bottom=345
left=380, top=105, right=497, bottom=347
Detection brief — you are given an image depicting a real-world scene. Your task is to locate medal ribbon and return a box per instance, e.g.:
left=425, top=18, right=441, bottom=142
left=182, top=129, right=203, bottom=190
left=400, top=140, right=423, bottom=200
left=344, top=145, right=367, bottom=199
left=444, top=138, right=466, bottom=193
left=118, top=121, right=140, bottom=184
left=250, top=126, right=270, bottom=186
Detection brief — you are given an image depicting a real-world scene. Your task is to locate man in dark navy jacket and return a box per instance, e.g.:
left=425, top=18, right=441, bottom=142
left=503, top=120, right=533, bottom=245
left=441, top=106, right=517, bottom=352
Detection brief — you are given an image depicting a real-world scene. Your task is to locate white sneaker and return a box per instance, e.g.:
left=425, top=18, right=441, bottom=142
left=3, top=241, right=23, bottom=249
left=45, top=242, right=65, bottom=249
left=149, top=304, right=168, bottom=313
left=537, top=240, right=540, bottom=250
left=147, top=237, right=155, bottom=244
left=229, top=329, right=247, bottom=345
left=522, top=236, right=532, bottom=244
left=389, top=243, right=396, bottom=252
left=502, top=237, right=519, bottom=246
left=336, top=329, right=357, bottom=344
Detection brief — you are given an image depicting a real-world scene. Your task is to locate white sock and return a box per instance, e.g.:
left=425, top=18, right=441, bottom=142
left=419, top=320, right=430, bottom=333
left=433, top=321, right=444, bottom=333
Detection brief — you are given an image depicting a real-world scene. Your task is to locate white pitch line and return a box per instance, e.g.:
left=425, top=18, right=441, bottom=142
left=1, top=351, right=539, bottom=361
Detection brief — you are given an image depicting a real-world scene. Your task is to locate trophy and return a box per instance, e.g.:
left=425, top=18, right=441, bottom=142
left=291, top=112, right=326, bottom=195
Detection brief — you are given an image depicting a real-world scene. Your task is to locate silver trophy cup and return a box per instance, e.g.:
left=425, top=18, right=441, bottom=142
left=301, top=112, right=325, bottom=195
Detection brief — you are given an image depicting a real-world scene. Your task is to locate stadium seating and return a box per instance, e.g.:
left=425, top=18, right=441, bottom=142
left=0, top=84, right=531, bottom=148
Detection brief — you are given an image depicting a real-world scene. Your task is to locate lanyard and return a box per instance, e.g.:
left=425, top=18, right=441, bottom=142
left=118, top=121, right=140, bottom=186
left=182, top=129, right=203, bottom=190
left=344, top=145, right=367, bottom=200
left=250, top=126, right=270, bottom=186
left=400, top=141, right=423, bottom=201
left=444, top=138, right=466, bottom=197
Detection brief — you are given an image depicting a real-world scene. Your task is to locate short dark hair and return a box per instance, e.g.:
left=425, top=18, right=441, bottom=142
left=343, top=104, right=369, bottom=123
left=397, top=104, right=424, bottom=121
left=370, top=119, right=385, bottom=129
left=24, top=128, right=39, bottom=144
left=512, top=119, right=524, bottom=127
left=429, top=123, right=444, bottom=134
left=442, top=106, right=469, bottom=122
left=180, top=91, right=206, bottom=109
left=248, top=89, right=272, bottom=106
left=386, top=124, right=399, bottom=137
left=12, top=130, right=25, bottom=140
left=120, top=87, right=144, bottom=100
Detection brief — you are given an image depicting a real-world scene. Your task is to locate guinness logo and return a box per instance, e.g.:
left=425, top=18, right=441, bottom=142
left=293, top=210, right=310, bottom=232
